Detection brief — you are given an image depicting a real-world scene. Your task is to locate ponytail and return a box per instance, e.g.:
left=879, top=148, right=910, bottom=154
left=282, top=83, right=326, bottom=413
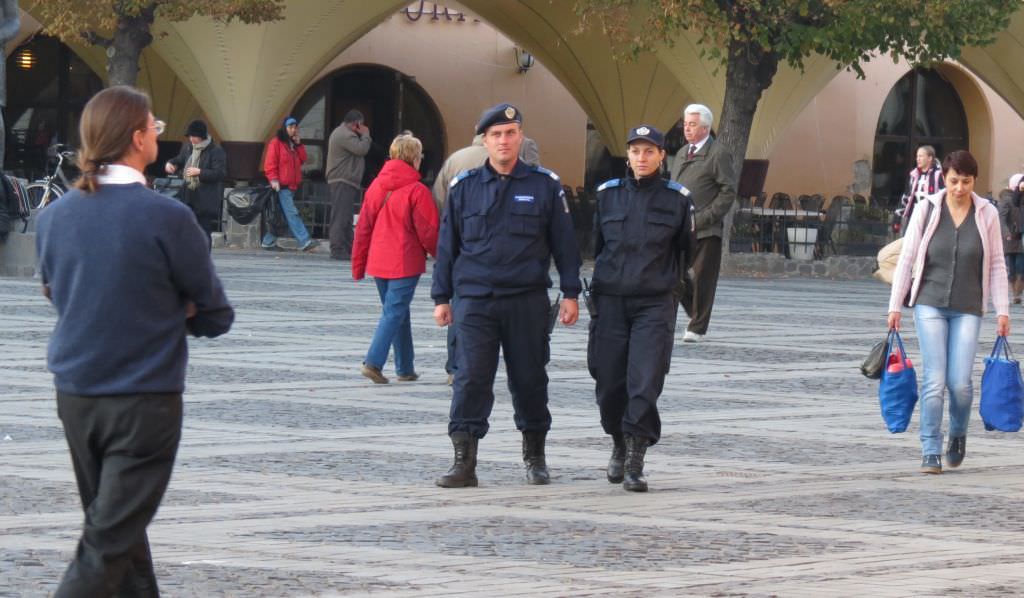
left=73, top=86, right=152, bottom=194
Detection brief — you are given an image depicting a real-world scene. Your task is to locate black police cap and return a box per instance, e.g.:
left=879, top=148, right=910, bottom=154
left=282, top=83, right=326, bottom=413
left=626, top=124, right=665, bottom=148
left=476, top=103, right=523, bottom=135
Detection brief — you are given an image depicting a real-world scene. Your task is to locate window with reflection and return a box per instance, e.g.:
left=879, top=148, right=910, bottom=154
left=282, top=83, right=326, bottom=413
left=4, top=35, right=103, bottom=180
left=872, top=69, right=967, bottom=207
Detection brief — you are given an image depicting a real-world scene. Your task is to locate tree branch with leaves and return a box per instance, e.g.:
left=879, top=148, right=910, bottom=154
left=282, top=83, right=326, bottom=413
left=575, top=0, right=1017, bottom=176
left=29, top=0, right=286, bottom=87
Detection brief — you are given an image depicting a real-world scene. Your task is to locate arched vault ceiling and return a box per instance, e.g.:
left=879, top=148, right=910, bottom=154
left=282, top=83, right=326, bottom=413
left=26, top=2, right=1024, bottom=156
left=960, top=8, right=1024, bottom=120
left=150, top=1, right=406, bottom=141
left=462, top=0, right=691, bottom=149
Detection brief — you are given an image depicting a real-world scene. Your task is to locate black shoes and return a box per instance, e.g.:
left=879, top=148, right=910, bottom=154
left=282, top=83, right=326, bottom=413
left=921, top=454, right=942, bottom=474
left=623, top=434, right=649, bottom=492
left=436, top=432, right=478, bottom=488
left=522, top=430, right=550, bottom=485
left=607, top=435, right=625, bottom=483
left=946, top=436, right=966, bottom=468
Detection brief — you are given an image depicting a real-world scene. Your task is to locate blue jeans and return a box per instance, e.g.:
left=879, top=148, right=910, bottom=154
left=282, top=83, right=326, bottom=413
left=365, top=276, right=419, bottom=375
left=913, top=304, right=982, bottom=456
left=262, top=188, right=312, bottom=247
left=1006, top=252, right=1024, bottom=278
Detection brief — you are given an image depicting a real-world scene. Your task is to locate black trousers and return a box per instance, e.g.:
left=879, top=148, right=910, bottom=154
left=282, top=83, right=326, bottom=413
left=329, top=182, right=360, bottom=258
left=449, top=292, right=551, bottom=438
left=588, top=292, right=676, bottom=444
left=55, top=392, right=183, bottom=598
left=445, top=295, right=458, bottom=375
left=679, top=236, right=723, bottom=335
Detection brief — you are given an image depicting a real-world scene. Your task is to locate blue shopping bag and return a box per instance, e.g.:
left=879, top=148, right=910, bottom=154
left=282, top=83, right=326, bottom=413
left=878, top=330, right=918, bottom=433
left=980, top=336, right=1024, bottom=432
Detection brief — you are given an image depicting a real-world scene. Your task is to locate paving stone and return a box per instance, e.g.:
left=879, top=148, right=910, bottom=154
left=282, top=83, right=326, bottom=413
left=3, top=248, right=1024, bottom=597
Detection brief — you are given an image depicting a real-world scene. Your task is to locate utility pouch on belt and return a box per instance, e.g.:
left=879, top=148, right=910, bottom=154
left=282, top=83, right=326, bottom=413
left=548, top=292, right=562, bottom=334
left=582, top=278, right=597, bottom=318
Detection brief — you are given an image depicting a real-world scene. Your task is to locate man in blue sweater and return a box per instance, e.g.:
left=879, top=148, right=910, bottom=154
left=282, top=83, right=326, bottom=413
left=35, top=86, right=234, bottom=597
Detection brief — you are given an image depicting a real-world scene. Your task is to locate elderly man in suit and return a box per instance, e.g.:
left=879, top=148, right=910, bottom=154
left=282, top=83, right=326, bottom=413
left=669, top=104, right=737, bottom=342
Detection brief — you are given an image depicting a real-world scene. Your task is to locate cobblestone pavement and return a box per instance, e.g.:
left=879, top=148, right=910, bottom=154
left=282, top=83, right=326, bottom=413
left=3, top=249, right=1024, bottom=597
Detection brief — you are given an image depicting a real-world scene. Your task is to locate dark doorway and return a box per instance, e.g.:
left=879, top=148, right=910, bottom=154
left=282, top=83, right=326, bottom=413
left=872, top=68, right=968, bottom=207
left=291, top=64, right=445, bottom=188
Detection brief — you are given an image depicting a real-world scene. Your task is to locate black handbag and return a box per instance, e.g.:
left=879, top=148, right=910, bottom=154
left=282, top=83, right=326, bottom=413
left=861, top=338, right=887, bottom=379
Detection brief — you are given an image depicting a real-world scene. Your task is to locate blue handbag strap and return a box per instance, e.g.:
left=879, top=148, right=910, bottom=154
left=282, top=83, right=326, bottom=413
left=991, top=335, right=1013, bottom=361
left=884, top=329, right=909, bottom=362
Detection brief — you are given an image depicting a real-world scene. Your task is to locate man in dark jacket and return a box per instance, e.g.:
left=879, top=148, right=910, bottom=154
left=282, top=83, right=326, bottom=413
left=165, top=120, right=227, bottom=247
left=432, top=103, right=581, bottom=489
left=669, top=104, right=737, bottom=343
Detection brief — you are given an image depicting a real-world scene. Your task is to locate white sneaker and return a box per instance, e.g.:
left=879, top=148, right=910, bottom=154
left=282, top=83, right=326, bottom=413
left=682, top=330, right=704, bottom=343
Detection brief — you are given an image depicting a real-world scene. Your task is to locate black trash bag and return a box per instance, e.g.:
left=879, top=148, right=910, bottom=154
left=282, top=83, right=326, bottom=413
left=861, top=339, right=887, bottom=379
left=226, top=186, right=273, bottom=225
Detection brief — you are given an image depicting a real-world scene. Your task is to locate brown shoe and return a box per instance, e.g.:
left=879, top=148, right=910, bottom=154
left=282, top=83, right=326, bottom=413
left=396, top=373, right=419, bottom=382
left=361, top=364, right=389, bottom=384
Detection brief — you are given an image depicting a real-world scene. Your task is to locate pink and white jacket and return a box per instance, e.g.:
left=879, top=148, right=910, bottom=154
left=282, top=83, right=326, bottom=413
left=889, top=189, right=1009, bottom=317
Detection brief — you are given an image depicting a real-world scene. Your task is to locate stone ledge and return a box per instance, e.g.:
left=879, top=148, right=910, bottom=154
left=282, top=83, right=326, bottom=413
left=723, top=252, right=876, bottom=280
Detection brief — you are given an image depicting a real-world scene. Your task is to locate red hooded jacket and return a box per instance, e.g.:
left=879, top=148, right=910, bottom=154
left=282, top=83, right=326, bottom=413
left=264, top=136, right=307, bottom=190
left=352, top=159, right=439, bottom=280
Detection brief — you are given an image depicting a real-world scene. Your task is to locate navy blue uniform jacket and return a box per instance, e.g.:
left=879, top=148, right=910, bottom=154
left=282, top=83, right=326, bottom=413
left=432, top=160, right=581, bottom=303
left=592, top=176, right=696, bottom=296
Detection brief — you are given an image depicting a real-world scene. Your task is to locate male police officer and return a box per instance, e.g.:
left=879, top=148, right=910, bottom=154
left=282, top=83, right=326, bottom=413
left=432, top=103, right=582, bottom=488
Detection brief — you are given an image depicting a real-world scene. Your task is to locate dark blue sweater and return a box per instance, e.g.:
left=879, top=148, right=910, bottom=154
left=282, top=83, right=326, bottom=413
left=36, top=183, right=234, bottom=396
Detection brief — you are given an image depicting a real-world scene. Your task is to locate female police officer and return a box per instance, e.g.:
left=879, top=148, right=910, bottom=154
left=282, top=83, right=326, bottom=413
left=588, top=124, right=695, bottom=492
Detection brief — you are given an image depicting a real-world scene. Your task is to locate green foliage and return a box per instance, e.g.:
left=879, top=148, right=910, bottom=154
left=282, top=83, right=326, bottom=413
left=574, top=0, right=1018, bottom=76
left=29, top=0, right=285, bottom=47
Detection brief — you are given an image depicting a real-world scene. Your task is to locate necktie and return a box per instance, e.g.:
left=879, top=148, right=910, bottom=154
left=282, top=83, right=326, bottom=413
left=686, top=145, right=696, bottom=160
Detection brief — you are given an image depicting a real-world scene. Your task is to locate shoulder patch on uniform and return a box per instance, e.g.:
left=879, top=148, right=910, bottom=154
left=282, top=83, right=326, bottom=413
left=666, top=180, right=690, bottom=196
left=596, top=179, right=623, bottom=192
left=450, top=168, right=477, bottom=188
left=532, top=165, right=560, bottom=181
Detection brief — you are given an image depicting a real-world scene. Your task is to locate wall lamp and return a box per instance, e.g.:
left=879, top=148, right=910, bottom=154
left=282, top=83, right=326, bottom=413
left=514, top=47, right=535, bottom=73
left=16, top=48, right=35, bottom=70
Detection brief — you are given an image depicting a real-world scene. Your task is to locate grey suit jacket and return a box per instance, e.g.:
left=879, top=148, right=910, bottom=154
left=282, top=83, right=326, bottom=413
left=670, top=137, right=737, bottom=239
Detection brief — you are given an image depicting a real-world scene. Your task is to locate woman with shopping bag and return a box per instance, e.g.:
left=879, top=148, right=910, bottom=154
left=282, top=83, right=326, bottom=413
left=887, top=150, right=1010, bottom=474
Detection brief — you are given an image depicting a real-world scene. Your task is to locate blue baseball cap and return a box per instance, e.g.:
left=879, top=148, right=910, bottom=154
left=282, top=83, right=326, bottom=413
left=284, top=117, right=298, bottom=127
left=626, top=124, right=665, bottom=148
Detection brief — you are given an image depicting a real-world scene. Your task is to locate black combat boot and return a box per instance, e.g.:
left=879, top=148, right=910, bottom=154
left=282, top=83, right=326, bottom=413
left=623, top=434, right=648, bottom=492
left=436, top=432, right=478, bottom=488
left=522, top=430, right=551, bottom=485
left=607, top=434, right=625, bottom=483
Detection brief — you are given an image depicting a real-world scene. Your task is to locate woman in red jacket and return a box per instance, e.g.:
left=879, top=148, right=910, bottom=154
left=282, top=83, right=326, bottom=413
left=353, top=133, right=439, bottom=383
left=262, top=117, right=317, bottom=251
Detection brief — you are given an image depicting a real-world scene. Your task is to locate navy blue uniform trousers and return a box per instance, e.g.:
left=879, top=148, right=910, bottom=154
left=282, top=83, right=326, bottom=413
left=55, top=392, right=182, bottom=598
left=587, top=292, right=677, bottom=444
left=450, top=291, right=551, bottom=438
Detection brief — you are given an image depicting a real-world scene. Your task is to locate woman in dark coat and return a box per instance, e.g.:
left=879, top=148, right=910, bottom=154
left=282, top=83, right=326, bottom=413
left=165, top=120, right=227, bottom=244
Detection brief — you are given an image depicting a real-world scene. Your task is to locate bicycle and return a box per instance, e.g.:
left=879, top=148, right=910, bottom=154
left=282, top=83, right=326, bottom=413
left=26, top=144, right=76, bottom=210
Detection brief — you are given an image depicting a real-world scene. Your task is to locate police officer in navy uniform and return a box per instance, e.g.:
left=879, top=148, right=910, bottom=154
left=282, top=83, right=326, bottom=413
left=588, top=124, right=695, bottom=492
left=432, top=103, right=582, bottom=488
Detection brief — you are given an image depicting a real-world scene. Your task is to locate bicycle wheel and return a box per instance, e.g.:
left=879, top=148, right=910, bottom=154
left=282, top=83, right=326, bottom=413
left=26, top=182, right=65, bottom=210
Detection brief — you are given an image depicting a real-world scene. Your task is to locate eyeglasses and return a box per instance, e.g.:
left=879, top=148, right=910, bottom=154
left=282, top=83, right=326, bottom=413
left=150, top=120, right=166, bottom=136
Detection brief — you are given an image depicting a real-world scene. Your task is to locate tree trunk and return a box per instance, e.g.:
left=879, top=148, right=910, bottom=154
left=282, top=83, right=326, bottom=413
left=716, top=37, right=779, bottom=253
left=106, top=6, right=155, bottom=87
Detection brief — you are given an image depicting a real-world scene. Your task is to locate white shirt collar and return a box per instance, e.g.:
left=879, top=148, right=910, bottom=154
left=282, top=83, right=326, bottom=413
left=96, top=164, right=147, bottom=186
left=690, top=135, right=710, bottom=154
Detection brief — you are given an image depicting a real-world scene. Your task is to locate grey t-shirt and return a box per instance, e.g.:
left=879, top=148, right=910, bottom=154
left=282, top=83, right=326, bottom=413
left=916, top=201, right=984, bottom=315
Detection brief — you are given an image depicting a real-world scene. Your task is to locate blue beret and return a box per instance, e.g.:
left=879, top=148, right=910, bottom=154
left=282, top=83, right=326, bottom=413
left=626, top=124, right=664, bottom=148
left=476, top=103, right=523, bottom=135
